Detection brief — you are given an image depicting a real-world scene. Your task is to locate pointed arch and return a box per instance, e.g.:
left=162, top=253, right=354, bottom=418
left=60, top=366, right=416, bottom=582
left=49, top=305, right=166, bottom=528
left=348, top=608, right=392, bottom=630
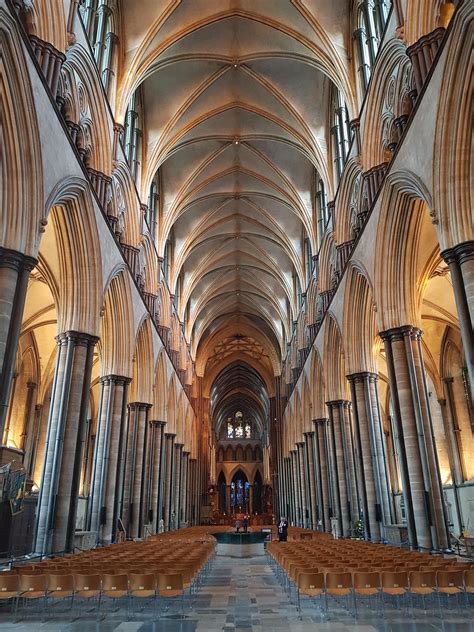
left=45, top=177, right=103, bottom=335
left=130, top=317, right=154, bottom=403
left=343, top=262, right=378, bottom=374
left=309, top=348, right=325, bottom=419
left=323, top=313, right=348, bottom=401
left=374, top=170, right=435, bottom=330
left=153, top=348, right=168, bottom=420
left=98, top=267, right=135, bottom=377
left=1, top=8, right=44, bottom=256
left=433, top=1, right=473, bottom=249
left=62, top=43, right=113, bottom=174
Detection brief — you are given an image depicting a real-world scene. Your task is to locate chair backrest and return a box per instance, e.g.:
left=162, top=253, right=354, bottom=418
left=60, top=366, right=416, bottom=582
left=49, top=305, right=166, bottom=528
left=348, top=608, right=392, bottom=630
left=298, top=572, right=324, bottom=590
left=409, top=571, right=436, bottom=589
left=465, top=569, right=474, bottom=590
left=128, top=573, right=156, bottom=591
left=101, top=574, right=129, bottom=592
left=436, top=570, right=464, bottom=589
left=156, top=573, right=183, bottom=591
left=74, top=574, right=101, bottom=591
left=381, top=571, right=408, bottom=589
left=47, top=574, right=74, bottom=591
left=0, top=574, right=19, bottom=593
left=325, top=572, right=353, bottom=590
left=19, top=574, right=47, bottom=592
left=353, top=572, right=381, bottom=589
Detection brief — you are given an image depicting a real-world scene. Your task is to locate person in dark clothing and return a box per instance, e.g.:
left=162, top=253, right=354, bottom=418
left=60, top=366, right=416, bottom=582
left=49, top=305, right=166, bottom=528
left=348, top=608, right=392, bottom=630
left=242, top=515, right=248, bottom=533
left=277, top=517, right=288, bottom=542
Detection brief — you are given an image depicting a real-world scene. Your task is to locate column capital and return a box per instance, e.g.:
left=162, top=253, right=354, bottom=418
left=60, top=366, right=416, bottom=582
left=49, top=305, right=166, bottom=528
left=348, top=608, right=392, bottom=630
left=164, top=432, right=176, bottom=439
left=296, top=441, right=305, bottom=448
left=379, top=325, right=422, bottom=342
left=443, top=376, right=454, bottom=384
left=313, top=417, right=329, bottom=425
left=346, top=371, right=378, bottom=383
left=149, top=419, right=166, bottom=427
left=0, top=246, right=37, bottom=272
left=303, top=431, right=315, bottom=437
left=55, top=330, right=99, bottom=346
left=326, top=399, right=351, bottom=408
left=127, top=401, right=152, bottom=410
left=99, top=374, right=132, bottom=385
left=441, top=241, right=474, bottom=266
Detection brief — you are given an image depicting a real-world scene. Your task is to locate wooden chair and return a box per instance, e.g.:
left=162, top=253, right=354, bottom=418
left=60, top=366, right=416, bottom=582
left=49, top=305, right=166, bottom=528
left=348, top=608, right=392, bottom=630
left=409, top=570, right=436, bottom=614
left=46, top=573, right=75, bottom=615
left=100, top=574, right=129, bottom=614
left=128, top=573, right=156, bottom=614
left=296, top=572, right=325, bottom=617
left=353, top=571, right=381, bottom=615
left=17, top=574, right=48, bottom=618
left=73, top=572, right=102, bottom=614
left=0, top=574, right=19, bottom=613
left=156, top=573, right=184, bottom=617
left=325, top=572, right=354, bottom=615
left=436, top=569, right=465, bottom=612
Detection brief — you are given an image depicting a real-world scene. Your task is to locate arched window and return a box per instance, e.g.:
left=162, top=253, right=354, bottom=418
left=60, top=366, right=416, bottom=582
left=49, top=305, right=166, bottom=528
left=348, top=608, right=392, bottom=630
left=79, top=0, right=118, bottom=95
left=331, top=89, right=351, bottom=183
left=162, top=239, right=171, bottom=284
left=123, top=88, right=143, bottom=181
left=146, top=173, right=159, bottom=238
left=227, top=411, right=252, bottom=439
left=354, top=0, right=390, bottom=93
left=315, top=172, right=329, bottom=247
left=304, top=237, right=313, bottom=285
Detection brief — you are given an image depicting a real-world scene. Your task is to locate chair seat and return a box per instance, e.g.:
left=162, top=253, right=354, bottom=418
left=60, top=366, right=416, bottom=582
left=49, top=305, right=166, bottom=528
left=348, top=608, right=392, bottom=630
left=103, top=590, right=128, bottom=598
left=131, top=590, right=155, bottom=598
left=383, top=587, right=406, bottom=595
left=76, top=590, right=100, bottom=599
left=47, top=590, right=74, bottom=598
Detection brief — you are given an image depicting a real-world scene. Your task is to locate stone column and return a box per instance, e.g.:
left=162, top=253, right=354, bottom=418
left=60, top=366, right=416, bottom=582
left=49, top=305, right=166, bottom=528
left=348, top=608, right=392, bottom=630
left=380, top=326, right=450, bottom=550
left=101, top=376, right=130, bottom=543
left=313, top=419, right=330, bottom=531
left=19, top=380, right=38, bottom=468
left=130, top=404, right=150, bottom=538
left=348, top=373, right=382, bottom=542
left=120, top=403, right=138, bottom=533
left=35, top=331, right=98, bottom=554
left=181, top=451, right=189, bottom=526
left=89, top=375, right=130, bottom=537
left=163, top=434, right=175, bottom=530
left=326, top=403, right=350, bottom=537
left=441, top=242, right=474, bottom=401
left=290, top=450, right=300, bottom=526
left=304, top=432, right=318, bottom=529
left=172, top=443, right=183, bottom=530
left=0, top=248, right=37, bottom=443
left=149, top=421, right=165, bottom=533
left=297, top=443, right=308, bottom=527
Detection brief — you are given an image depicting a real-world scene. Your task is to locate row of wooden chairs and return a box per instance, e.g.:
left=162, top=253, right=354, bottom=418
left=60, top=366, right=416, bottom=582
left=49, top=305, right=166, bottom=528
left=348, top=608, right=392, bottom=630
left=0, top=571, right=190, bottom=619
left=1, top=529, right=216, bottom=619
left=267, top=539, right=474, bottom=618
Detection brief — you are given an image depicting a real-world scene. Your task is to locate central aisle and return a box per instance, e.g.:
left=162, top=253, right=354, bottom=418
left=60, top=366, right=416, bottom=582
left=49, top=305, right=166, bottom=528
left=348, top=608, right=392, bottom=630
left=191, top=554, right=295, bottom=631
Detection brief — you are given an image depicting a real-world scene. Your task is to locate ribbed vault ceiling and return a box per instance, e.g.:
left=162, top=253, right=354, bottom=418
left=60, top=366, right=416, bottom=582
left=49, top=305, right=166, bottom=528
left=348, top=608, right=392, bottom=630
left=119, top=0, right=352, bottom=430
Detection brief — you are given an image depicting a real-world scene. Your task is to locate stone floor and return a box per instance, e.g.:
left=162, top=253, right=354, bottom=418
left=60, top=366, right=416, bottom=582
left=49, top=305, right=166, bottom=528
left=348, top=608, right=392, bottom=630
left=0, top=554, right=473, bottom=631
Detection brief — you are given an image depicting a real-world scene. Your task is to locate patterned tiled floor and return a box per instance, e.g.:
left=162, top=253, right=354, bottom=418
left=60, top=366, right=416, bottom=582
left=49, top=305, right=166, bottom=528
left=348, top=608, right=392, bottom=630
left=0, top=554, right=473, bottom=631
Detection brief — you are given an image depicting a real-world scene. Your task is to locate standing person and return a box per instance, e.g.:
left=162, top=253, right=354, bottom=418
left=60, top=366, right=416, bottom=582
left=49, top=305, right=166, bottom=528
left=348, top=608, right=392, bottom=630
left=278, top=516, right=288, bottom=542
left=242, top=515, right=248, bottom=533
left=235, top=517, right=241, bottom=533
